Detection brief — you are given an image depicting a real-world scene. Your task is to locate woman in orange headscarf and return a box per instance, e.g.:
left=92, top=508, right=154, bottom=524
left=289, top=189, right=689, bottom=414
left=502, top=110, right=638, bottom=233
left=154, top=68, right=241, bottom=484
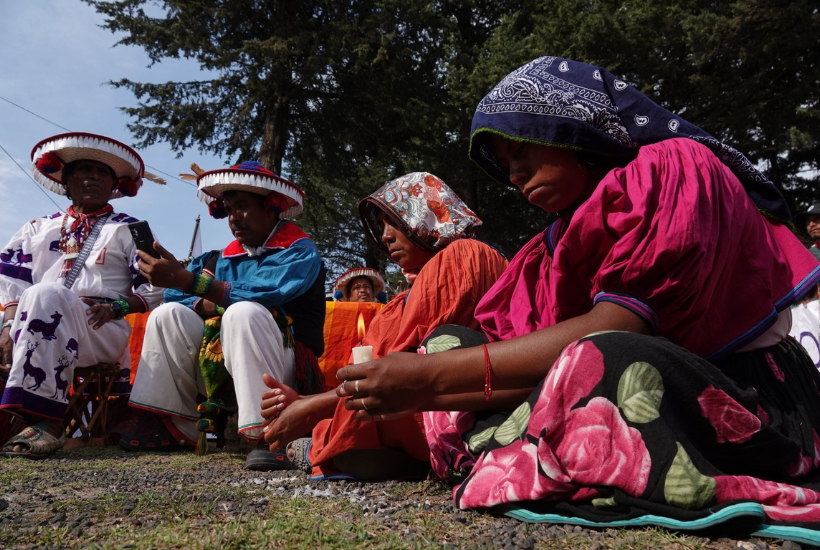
left=256, top=172, right=507, bottom=478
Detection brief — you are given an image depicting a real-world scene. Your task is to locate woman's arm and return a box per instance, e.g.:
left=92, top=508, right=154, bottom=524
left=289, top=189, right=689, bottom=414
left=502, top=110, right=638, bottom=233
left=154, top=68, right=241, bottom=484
left=425, top=389, right=535, bottom=411
left=337, top=301, right=649, bottom=417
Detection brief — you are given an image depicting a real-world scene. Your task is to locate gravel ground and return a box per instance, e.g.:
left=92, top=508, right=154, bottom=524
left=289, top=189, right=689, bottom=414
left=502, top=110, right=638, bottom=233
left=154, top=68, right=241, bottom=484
left=0, top=445, right=810, bottom=549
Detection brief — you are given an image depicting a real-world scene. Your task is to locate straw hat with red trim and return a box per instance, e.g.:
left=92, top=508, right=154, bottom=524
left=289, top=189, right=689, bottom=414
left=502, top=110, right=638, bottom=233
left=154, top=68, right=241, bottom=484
left=196, top=161, right=304, bottom=219
left=333, top=267, right=386, bottom=298
left=30, top=132, right=164, bottom=199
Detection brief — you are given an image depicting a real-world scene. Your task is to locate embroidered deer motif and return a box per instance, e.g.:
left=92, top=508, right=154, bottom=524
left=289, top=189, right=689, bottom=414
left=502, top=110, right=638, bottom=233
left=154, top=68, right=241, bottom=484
left=22, top=341, right=46, bottom=391
left=52, top=356, right=72, bottom=400
left=65, top=338, right=79, bottom=360
left=27, top=311, right=62, bottom=341
left=0, top=246, right=32, bottom=265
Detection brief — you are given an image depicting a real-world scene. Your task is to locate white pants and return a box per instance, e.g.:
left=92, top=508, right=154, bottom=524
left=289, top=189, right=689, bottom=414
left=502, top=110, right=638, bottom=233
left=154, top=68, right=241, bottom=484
left=129, top=301, right=294, bottom=441
left=0, top=282, right=130, bottom=420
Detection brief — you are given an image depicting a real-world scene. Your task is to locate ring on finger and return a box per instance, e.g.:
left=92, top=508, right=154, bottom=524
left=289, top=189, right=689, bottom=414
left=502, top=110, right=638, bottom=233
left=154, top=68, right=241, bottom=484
left=355, top=380, right=360, bottom=393
left=361, top=399, right=368, bottom=411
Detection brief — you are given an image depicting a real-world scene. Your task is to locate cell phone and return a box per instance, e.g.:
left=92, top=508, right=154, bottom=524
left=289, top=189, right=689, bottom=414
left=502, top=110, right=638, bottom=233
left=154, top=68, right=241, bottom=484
left=128, top=221, right=160, bottom=259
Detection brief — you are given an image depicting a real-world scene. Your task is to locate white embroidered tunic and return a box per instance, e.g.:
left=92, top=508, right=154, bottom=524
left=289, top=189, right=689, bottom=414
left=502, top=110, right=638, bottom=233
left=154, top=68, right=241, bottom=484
left=0, top=211, right=163, bottom=310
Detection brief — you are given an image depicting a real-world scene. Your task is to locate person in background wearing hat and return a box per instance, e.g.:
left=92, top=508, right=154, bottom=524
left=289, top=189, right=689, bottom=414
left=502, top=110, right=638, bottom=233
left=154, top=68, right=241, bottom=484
left=120, top=161, right=326, bottom=468
left=333, top=267, right=386, bottom=303
left=0, top=132, right=164, bottom=458
left=799, top=203, right=820, bottom=261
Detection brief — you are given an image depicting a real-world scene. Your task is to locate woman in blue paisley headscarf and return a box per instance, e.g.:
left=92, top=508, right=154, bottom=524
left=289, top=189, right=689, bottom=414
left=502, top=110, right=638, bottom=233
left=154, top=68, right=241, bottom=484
left=336, top=56, right=820, bottom=542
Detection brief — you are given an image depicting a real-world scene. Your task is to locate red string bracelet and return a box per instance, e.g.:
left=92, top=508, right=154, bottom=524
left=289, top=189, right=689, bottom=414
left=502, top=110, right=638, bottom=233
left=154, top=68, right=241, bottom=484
left=482, top=343, right=492, bottom=400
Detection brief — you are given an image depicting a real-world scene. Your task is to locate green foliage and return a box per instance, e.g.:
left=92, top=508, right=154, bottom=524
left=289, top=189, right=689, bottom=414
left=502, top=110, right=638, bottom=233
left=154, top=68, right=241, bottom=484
left=86, top=0, right=820, bottom=282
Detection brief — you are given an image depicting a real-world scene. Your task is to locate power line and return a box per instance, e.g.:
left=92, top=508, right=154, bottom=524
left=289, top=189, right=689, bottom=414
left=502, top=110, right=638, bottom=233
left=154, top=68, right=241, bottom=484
left=0, top=95, right=197, bottom=188
left=0, top=141, right=64, bottom=211
left=0, top=96, right=70, bottom=132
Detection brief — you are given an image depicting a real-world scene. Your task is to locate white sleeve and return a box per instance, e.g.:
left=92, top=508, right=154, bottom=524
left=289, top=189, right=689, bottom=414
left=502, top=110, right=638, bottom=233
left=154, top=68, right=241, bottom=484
left=0, top=221, right=38, bottom=307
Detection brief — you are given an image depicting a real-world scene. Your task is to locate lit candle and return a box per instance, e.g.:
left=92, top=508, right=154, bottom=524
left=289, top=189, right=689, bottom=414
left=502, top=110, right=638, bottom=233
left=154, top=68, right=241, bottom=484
left=351, top=313, right=373, bottom=364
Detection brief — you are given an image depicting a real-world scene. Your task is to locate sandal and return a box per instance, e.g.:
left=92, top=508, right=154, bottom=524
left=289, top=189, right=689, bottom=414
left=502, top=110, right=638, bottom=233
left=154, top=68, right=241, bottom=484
left=118, top=418, right=192, bottom=452
left=0, top=426, right=65, bottom=459
left=288, top=437, right=312, bottom=474
left=245, top=447, right=293, bottom=471
left=245, top=437, right=312, bottom=472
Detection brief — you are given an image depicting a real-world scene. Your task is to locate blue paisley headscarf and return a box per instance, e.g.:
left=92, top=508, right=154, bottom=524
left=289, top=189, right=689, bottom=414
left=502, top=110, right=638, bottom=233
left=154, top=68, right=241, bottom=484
left=359, top=172, right=482, bottom=259
left=470, top=56, right=789, bottom=220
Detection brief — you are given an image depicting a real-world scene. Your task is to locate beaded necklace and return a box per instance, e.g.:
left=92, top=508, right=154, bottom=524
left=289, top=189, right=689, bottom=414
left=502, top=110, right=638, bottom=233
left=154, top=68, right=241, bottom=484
left=58, top=204, right=114, bottom=277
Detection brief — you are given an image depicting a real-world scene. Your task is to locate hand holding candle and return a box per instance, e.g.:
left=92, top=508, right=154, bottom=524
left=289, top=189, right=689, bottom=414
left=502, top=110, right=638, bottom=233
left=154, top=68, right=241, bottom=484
left=351, top=313, right=373, bottom=364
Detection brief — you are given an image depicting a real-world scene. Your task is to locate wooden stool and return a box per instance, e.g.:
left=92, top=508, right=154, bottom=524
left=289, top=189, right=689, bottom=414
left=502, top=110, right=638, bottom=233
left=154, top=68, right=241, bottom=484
left=64, top=362, right=121, bottom=441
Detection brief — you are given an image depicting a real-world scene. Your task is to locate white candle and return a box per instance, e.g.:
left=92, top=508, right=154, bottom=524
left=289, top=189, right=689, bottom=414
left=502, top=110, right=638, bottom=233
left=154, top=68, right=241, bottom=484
left=351, top=345, right=373, bottom=364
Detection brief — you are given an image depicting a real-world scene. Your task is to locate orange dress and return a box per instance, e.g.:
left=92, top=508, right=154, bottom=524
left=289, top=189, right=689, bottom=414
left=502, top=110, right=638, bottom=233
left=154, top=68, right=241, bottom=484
left=308, top=238, right=508, bottom=477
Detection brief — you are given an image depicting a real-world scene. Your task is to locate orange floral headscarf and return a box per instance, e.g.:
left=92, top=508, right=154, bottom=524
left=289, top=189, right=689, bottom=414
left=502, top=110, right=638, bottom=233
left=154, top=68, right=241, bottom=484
left=358, top=172, right=482, bottom=259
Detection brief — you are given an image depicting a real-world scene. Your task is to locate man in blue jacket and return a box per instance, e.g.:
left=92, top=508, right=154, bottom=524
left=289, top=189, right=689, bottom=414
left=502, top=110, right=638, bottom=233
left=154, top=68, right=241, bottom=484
left=122, top=162, right=325, bottom=468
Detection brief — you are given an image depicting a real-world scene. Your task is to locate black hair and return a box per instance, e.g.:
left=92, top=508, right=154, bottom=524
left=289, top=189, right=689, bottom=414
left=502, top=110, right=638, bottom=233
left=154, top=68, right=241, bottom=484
left=221, top=190, right=268, bottom=207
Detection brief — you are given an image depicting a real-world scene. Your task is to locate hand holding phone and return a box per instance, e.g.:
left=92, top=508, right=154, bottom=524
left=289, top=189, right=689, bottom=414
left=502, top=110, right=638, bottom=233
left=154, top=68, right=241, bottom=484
left=128, top=221, right=161, bottom=259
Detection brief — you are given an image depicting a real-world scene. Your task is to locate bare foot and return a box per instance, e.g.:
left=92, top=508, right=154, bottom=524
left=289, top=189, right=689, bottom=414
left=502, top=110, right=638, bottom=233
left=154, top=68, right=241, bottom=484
left=8, top=419, right=63, bottom=453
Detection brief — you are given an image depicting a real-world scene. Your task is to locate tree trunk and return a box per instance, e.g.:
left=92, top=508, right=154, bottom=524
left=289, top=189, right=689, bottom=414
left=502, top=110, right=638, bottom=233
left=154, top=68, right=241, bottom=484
left=364, top=240, right=382, bottom=270
left=463, top=177, right=479, bottom=208
left=258, top=96, right=290, bottom=174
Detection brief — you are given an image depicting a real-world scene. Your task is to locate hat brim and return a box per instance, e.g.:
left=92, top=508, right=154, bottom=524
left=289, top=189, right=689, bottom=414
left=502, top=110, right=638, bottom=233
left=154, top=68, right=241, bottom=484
left=334, top=268, right=386, bottom=296
left=30, top=133, right=144, bottom=199
left=796, top=205, right=820, bottom=225
left=197, top=168, right=304, bottom=218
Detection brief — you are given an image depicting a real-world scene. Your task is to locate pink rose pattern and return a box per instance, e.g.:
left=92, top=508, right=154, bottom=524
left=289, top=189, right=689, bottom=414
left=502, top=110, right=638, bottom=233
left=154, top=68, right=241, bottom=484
left=454, top=339, right=651, bottom=510
left=554, top=397, right=651, bottom=496
left=459, top=438, right=577, bottom=509
left=428, top=333, right=820, bottom=528
left=766, top=352, right=786, bottom=382
left=716, top=475, right=820, bottom=522
left=697, top=386, right=761, bottom=444
left=786, top=430, right=820, bottom=478
left=424, top=410, right=479, bottom=480
left=756, top=404, right=770, bottom=425
left=527, top=339, right=605, bottom=439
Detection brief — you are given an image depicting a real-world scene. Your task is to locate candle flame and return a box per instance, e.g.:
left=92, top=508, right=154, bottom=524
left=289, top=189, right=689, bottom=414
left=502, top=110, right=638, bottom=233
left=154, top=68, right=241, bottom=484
left=357, top=313, right=366, bottom=341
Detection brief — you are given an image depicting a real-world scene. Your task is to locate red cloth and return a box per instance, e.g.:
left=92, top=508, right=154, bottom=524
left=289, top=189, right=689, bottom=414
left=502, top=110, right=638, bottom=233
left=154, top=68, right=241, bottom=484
left=125, top=312, right=151, bottom=384
left=309, top=239, right=508, bottom=476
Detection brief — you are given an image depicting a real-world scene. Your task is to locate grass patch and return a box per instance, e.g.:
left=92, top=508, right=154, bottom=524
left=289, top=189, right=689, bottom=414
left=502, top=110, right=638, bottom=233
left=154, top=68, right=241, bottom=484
left=0, top=447, right=771, bottom=549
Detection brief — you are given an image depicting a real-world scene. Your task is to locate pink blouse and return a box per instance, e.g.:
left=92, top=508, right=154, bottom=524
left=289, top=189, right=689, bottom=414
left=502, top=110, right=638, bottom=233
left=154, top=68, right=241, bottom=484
left=475, top=138, right=820, bottom=360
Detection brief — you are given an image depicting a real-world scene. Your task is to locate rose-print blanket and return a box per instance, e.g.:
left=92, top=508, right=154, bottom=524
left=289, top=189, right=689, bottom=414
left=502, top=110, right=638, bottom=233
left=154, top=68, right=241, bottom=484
left=423, top=330, right=820, bottom=543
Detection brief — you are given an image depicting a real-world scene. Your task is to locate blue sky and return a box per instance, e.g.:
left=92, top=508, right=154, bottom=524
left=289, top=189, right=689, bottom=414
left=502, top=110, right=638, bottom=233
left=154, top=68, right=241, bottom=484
left=0, top=1, right=235, bottom=257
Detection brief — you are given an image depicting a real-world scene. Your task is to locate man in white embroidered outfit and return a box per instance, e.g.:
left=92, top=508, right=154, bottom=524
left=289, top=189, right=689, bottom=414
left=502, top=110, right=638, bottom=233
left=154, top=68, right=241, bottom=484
left=0, top=132, right=164, bottom=458
left=123, top=161, right=326, bottom=469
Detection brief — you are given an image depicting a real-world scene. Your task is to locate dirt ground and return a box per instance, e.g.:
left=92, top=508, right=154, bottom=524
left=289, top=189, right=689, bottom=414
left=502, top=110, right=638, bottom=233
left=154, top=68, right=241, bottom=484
left=0, top=443, right=810, bottom=550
